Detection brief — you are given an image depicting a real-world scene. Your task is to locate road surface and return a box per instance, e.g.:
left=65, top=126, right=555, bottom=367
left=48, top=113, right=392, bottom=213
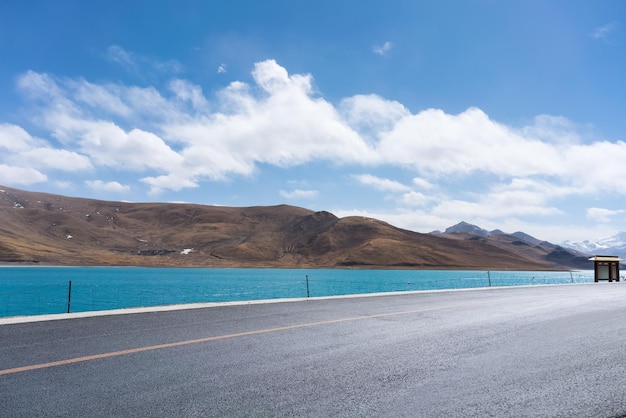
left=2, top=284, right=626, bottom=417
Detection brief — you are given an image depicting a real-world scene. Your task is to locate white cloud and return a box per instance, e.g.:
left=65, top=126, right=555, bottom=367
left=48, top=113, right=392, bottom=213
left=85, top=180, right=130, bottom=192
left=105, top=45, right=183, bottom=76
left=16, top=70, right=62, bottom=100
left=169, top=79, right=209, bottom=111
left=373, top=41, right=393, bottom=56
left=412, top=177, right=435, bottom=190
left=587, top=207, right=624, bottom=223
left=279, top=189, right=319, bottom=199
left=520, top=114, right=585, bottom=145
left=336, top=177, right=569, bottom=240
left=69, top=79, right=132, bottom=117
left=28, top=59, right=612, bottom=199
left=160, top=59, right=376, bottom=182
left=252, top=59, right=299, bottom=93
left=60, top=120, right=183, bottom=172
left=590, top=23, right=616, bottom=40
left=154, top=59, right=184, bottom=75
left=569, top=141, right=626, bottom=192
left=0, top=164, right=47, bottom=185
left=352, top=174, right=411, bottom=193
left=378, top=107, right=563, bottom=178
left=11, top=61, right=618, bottom=202
left=141, top=174, right=199, bottom=194
left=410, top=178, right=565, bottom=229
left=106, top=45, right=138, bottom=72
left=472, top=183, right=555, bottom=218
left=400, top=191, right=434, bottom=207
left=53, top=181, right=73, bottom=189
left=17, top=148, right=92, bottom=171
left=9, top=58, right=626, bottom=240
left=0, top=123, right=43, bottom=151
left=340, top=94, right=409, bottom=143
left=0, top=123, right=92, bottom=172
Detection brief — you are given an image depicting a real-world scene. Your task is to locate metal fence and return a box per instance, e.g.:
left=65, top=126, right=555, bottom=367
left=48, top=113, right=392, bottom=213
left=0, top=270, right=598, bottom=318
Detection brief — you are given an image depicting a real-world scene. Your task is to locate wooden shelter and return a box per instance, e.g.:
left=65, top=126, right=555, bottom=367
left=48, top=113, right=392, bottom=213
left=589, top=256, right=622, bottom=282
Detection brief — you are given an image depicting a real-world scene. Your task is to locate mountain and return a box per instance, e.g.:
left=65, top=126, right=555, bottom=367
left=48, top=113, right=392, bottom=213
left=510, top=231, right=546, bottom=246
left=0, top=186, right=586, bottom=270
left=436, top=221, right=591, bottom=270
left=562, top=232, right=626, bottom=260
left=444, top=221, right=490, bottom=236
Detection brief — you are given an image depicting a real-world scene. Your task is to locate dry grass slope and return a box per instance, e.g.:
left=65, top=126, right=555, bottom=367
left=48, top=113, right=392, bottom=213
left=0, top=185, right=587, bottom=269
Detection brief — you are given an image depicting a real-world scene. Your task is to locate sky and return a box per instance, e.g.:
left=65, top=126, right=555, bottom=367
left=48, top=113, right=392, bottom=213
left=0, top=0, right=625, bottom=243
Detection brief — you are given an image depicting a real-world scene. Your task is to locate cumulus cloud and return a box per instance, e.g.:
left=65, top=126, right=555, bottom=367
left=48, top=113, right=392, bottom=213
left=69, top=79, right=133, bottom=117
left=279, top=189, right=319, bottom=199
left=158, top=59, right=376, bottom=184
left=0, top=164, right=47, bottom=185
left=90, top=126, right=180, bottom=170
left=340, top=94, right=409, bottom=143
left=400, top=191, right=434, bottom=207
left=0, top=123, right=92, bottom=172
left=412, top=177, right=435, bottom=190
left=0, top=123, right=42, bottom=151
left=520, top=114, right=585, bottom=145
left=18, top=148, right=92, bottom=171
left=7, top=57, right=626, bottom=233
left=141, top=174, right=199, bottom=194
left=85, top=180, right=130, bottom=192
left=169, top=79, right=209, bottom=111
left=21, top=58, right=601, bottom=196
left=15, top=71, right=183, bottom=179
left=378, top=107, right=563, bottom=178
left=563, top=140, right=626, bottom=193
left=587, top=207, right=624, bottom=223
left=406, top=178, right=565, bottom=231
left=464, top=179, right=565, bottom=218
left=352, top=174, right=411, bottom=193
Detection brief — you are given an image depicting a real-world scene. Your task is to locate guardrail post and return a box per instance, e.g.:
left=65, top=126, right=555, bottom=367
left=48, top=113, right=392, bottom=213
left=306, top=275, right=310, bottom=298
left=67, top=280, right=72, bottom=313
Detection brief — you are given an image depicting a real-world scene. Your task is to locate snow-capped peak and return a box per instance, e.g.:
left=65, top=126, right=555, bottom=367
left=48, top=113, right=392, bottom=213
left=561, top=231, right=626, bottom=258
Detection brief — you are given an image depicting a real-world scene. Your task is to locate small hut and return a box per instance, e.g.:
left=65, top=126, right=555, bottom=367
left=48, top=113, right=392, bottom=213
left=589, top=255, right=622, bottom=282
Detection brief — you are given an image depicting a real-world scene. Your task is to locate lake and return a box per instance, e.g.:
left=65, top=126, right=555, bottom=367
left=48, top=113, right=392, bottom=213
left=0, top=267, right=595, bottom=317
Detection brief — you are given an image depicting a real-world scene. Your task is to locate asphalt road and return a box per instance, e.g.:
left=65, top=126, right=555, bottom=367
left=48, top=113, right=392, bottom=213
left=2, top=284, right=626, bottom=417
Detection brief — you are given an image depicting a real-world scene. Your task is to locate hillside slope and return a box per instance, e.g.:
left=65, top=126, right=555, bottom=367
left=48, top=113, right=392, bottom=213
left=0, top=186, right=580, bottom=269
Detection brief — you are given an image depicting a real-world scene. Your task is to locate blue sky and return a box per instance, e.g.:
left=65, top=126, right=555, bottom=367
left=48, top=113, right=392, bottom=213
left=1, top=1, right=625, bottom=243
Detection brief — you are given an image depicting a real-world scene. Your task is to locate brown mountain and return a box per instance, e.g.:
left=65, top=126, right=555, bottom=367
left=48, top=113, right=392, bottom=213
left=435, top=230, right=591, bottom=270
left=0, top=185, right=585, bottom=270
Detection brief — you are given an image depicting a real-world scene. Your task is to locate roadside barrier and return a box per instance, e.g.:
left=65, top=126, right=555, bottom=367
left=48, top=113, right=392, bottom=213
left=0, top=270, right=596, bottom=318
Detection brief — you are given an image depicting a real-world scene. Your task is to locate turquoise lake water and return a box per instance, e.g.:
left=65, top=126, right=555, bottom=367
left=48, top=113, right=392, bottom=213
left=0, top=267, right=595, bottom=317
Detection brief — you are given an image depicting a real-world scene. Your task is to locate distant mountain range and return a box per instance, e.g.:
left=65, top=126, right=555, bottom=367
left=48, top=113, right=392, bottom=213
left=431, top=221, right=591, bottom=270
left=0, top=186, right=591, bottom=270
left=433, top=221, right=549, bottom=246
left=561, top=232, right=626, bottom=260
